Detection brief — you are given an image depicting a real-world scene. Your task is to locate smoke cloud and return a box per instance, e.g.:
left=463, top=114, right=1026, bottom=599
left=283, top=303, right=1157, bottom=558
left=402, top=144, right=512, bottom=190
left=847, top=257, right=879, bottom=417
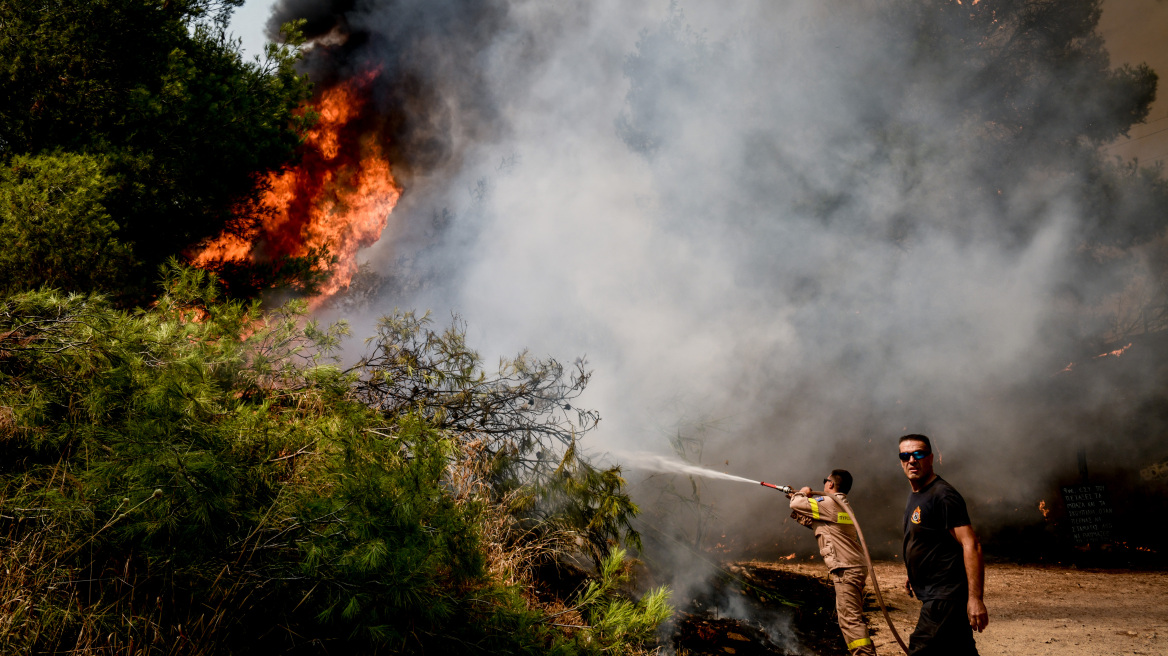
left=269, top=0, right=1167, bottom=565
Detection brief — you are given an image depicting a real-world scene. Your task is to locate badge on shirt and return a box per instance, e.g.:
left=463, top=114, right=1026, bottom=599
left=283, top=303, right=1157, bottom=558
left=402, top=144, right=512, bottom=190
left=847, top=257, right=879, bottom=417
left=911, top=505, right=921, bottom=524
left=814, top=496, right=824, bottom=502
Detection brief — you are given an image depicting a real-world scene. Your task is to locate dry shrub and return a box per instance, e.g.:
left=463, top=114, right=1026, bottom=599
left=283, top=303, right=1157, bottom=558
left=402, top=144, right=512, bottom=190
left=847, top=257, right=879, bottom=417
left=0, top=406, right=15, bottom=441
left=447, top=438, right=586, bottom=625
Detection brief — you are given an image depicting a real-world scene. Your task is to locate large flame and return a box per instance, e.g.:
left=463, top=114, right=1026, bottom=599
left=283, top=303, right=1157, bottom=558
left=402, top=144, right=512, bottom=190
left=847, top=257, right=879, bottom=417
left=193, top=73, right=400, bottom=298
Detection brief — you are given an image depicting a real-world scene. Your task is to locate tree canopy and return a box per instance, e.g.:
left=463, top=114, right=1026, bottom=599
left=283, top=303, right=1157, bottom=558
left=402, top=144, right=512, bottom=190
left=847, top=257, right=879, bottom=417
left=0, top=152, right=133, bottom=295
left=0, top=0, right=312, bottom=298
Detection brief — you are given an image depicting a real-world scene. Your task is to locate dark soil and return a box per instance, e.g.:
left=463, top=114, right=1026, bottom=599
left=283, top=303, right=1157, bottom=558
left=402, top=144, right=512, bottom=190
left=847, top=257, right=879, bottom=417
left=674, top=615, right=795, bottom=655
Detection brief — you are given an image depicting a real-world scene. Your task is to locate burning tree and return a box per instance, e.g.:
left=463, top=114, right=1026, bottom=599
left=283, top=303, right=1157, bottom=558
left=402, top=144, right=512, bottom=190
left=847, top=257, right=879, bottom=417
left=194, top=73, right=403, bottom=299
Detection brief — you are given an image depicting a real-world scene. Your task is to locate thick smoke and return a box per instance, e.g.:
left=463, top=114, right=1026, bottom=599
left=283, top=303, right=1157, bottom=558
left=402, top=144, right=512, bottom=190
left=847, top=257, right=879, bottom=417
left=269, top=0, right=515, bottom=183
left=271, top=0, right=1167, bottom=567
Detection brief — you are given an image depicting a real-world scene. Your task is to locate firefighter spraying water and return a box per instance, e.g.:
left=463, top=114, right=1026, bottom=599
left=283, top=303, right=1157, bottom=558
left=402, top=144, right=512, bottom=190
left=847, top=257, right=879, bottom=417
left=758, top=475, right=910, bottom=655
left=624, top=452, right=911, bottom=655
left=786, top=470, right=876, bottom=655
left=627, top=447, right=995, bottom=654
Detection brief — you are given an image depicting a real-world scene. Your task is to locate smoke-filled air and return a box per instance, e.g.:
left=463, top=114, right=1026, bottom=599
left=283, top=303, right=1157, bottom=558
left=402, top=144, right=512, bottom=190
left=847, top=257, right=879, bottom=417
left=266, top=0, right=1166, bottom=552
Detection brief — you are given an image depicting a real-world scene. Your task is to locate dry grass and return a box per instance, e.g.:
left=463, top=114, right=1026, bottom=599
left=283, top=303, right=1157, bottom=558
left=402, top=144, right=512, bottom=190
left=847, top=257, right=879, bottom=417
left=0, top=406, right=15, bottom=440
left=0, top=493, right=268, bottom=656
left=447, top=439, right=590, bottom=627
left=445, top=442, right=671, bottom=656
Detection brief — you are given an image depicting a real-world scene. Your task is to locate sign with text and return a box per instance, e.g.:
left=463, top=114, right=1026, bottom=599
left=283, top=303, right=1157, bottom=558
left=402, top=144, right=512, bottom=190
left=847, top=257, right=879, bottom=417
left=1060, top=484, right=1113, bottom=545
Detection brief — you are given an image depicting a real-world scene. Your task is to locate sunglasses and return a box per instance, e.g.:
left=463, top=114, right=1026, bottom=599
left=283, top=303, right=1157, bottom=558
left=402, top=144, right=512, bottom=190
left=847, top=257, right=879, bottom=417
left=898, top=450, right=931, bottom=462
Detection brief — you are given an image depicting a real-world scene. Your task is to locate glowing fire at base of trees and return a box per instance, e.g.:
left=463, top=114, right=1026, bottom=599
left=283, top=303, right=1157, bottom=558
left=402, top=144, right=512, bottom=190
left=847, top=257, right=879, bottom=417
left=193, top=73, right=400, bottom=298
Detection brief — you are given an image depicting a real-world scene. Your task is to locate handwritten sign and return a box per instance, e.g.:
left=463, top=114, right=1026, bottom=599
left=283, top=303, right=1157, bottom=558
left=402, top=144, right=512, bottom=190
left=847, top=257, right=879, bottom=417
left=1060, top=484, right=1113, bottom=545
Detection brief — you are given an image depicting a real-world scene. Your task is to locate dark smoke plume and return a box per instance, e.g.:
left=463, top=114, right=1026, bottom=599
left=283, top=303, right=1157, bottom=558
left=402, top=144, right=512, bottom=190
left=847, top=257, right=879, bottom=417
left=269, top=0, right=514, bottom=179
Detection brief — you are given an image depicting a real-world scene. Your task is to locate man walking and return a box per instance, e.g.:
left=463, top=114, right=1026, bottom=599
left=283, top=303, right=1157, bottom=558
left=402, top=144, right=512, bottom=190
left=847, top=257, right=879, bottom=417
left=788, top=469, right=875, bottom=656
left=898, top=434, right=988, bottom=655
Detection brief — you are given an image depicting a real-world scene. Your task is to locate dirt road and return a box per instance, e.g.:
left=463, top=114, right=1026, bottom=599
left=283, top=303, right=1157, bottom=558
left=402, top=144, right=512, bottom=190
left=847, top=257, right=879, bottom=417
left=766, top=561, right=1167, bottom=655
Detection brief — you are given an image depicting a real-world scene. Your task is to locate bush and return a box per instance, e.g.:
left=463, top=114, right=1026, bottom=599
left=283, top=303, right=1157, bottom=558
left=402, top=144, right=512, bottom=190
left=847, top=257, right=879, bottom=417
left=0, top=266, right=669, bottom=654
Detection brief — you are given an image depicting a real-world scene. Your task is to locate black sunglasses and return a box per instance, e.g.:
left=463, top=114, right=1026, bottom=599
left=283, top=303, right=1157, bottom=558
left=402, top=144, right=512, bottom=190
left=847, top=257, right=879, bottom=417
left=898, top=450, right=931, bottom=462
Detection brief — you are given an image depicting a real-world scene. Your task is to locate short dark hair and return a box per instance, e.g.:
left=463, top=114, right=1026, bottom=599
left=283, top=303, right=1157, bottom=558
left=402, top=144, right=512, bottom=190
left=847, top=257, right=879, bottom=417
left=899, top=434, right=932, bottom=453
left=829, top=469, right=853, bottom=494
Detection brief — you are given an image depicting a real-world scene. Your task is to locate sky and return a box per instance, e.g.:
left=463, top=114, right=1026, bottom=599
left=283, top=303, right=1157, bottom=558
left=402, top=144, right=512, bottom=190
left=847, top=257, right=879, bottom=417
left=228, top=0, right=274, bottom=61
left=1097, top=0, right=1168, bottom=165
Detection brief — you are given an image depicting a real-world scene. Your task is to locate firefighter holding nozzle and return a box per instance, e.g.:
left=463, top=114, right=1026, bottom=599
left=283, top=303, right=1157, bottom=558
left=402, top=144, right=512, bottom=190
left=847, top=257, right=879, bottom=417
left=788, top=470, right=875, bottom=656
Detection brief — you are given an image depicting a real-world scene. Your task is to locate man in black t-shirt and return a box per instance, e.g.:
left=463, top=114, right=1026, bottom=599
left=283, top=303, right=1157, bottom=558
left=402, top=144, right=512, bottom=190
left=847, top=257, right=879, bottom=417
left=898, top=434, right=987, bottom=656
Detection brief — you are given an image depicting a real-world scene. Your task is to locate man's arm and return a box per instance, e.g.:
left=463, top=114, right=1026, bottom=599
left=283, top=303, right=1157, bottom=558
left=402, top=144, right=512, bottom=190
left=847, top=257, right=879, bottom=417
left=788, top=488, right=816, bottom=527
left=949, top=524, right=988, bottom=632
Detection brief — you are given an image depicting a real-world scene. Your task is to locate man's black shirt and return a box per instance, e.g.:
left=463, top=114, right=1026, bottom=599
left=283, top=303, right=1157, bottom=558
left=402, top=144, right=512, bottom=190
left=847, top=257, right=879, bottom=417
left=903, top=476, right=971, bottom=601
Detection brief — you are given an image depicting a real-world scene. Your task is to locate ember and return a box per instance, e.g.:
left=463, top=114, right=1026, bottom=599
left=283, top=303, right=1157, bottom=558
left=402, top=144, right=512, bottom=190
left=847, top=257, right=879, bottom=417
left=1094, top=343, right=1133, bottom=359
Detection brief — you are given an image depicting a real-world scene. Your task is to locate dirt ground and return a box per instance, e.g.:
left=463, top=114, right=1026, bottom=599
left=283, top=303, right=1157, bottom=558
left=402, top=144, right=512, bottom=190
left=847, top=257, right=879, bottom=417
left=760, top=560, right=1168, bottom=656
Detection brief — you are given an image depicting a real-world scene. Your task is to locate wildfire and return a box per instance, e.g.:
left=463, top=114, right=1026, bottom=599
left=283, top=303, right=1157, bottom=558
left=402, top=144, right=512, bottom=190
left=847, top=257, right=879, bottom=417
left=1038, top=500, right=1049, bottom=519
left=1095, top=343, right=1133, bottom=359
left=781, top=553, right=796, bottom=561
left=193, top=72, right=400, bottom=298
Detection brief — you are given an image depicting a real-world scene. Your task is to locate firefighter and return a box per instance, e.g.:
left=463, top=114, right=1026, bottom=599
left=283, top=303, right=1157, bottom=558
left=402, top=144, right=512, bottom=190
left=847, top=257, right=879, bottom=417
left=788, top=469, right=875, bottom=656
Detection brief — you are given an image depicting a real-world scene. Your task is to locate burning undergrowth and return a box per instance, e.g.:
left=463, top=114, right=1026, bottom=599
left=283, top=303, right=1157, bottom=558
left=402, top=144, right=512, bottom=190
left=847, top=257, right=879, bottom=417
left=636, top=515, right=853, bottom=655
left=666, top=562, right=853, bottom=656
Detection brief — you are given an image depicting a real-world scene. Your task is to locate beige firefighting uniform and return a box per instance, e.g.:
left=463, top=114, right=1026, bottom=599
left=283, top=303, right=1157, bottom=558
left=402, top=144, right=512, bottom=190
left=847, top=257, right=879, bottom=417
left=790, top=491, right=875, bottom=656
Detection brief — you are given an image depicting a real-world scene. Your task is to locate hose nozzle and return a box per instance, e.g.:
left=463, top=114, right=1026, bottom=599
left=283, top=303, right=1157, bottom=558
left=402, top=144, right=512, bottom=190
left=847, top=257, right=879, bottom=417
left=760, top=481, right=794, bottom=494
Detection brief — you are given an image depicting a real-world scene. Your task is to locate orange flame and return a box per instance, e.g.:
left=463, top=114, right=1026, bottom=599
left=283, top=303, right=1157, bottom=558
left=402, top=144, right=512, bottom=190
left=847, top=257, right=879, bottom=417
left=1038, top=500, right=1049, bottom=519
left=1095, top=343, right=1133, bottom=359
left=193, top=72, right=400, bottom=298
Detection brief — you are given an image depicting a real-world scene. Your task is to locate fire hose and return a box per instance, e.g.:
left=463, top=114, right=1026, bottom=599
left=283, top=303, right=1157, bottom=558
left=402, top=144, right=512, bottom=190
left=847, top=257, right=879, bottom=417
left=760, top=481, right=911, bottom=655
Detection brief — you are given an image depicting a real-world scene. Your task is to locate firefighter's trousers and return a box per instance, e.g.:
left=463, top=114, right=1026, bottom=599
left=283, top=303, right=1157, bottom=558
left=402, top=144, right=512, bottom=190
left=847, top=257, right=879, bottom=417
left=831, top=566, right=875, bottom=656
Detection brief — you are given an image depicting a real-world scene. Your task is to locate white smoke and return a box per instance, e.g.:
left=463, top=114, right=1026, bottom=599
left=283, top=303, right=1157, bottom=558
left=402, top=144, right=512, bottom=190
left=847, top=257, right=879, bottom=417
left=291, top=0, right=1162, bottom=557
